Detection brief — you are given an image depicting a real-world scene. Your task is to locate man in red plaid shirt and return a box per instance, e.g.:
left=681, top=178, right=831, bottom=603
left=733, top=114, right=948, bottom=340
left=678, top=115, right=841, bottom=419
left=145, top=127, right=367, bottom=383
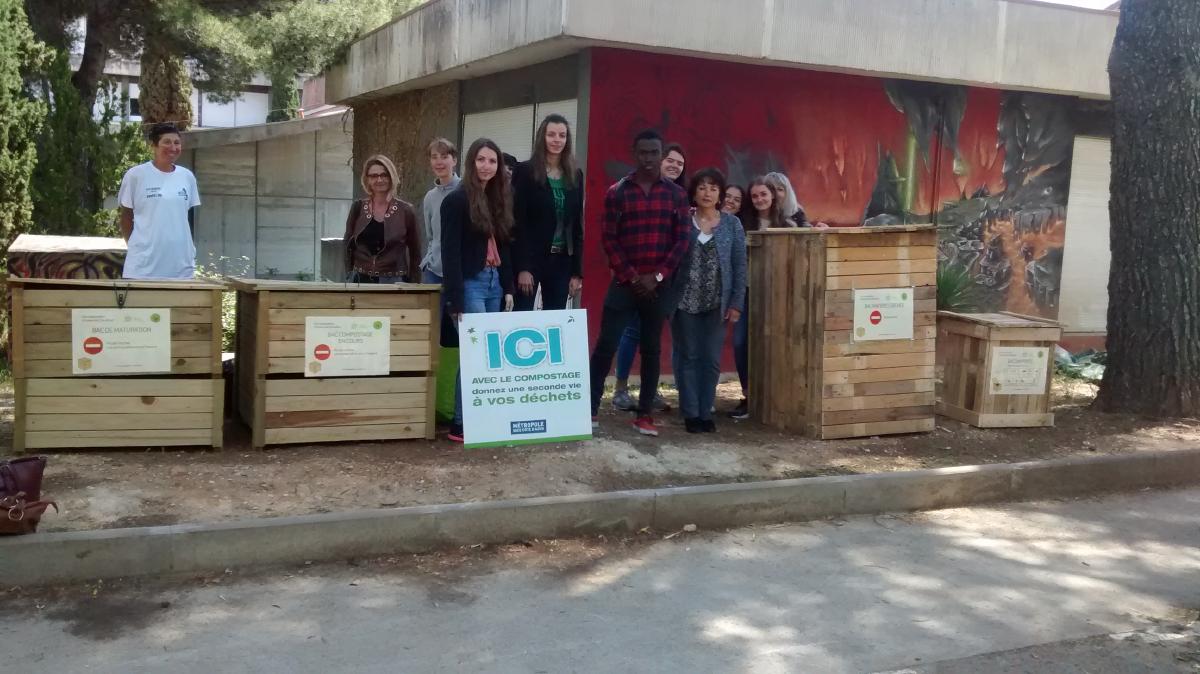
left=589, top=129, right=692, bottom=437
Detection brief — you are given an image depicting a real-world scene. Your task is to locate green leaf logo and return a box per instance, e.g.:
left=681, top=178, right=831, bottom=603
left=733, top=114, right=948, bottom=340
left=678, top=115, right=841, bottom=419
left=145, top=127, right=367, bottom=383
left=901, top=292, right=908, bottom=301
left=373, top=320, right=383, bottom=330
left=150, top=313, right=161, bottom=323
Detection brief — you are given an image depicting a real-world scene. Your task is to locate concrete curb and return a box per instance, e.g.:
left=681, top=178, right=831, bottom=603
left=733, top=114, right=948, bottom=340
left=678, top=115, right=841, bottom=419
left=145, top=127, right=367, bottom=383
left=5, top=449, right=1200, bottom=586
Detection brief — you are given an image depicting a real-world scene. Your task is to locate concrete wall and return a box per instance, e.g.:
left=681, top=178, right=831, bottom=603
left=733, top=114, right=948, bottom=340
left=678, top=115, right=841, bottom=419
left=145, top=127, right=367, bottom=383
left=327, top=0, right=1117, bottom=105
left=181, top=115, right=354, bottom=279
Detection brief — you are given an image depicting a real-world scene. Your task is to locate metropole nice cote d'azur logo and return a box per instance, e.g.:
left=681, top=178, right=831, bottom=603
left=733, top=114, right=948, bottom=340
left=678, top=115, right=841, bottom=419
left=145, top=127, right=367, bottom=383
left=484, top=326, right=564, bottom=370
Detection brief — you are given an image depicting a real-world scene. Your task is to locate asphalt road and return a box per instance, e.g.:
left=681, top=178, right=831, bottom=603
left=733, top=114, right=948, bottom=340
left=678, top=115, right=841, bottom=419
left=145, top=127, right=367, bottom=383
left=5, top=488, right=1200, bottom=673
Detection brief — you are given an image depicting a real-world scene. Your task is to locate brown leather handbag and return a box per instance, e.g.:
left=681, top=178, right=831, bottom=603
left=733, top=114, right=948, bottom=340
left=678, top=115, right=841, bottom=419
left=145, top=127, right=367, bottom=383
left=0, top=456, right=57, bottom=535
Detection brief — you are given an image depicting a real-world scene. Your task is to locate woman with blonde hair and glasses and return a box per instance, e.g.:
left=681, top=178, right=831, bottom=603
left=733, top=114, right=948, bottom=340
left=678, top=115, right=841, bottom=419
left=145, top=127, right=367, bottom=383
left=344, top=155, right=421, bottom=283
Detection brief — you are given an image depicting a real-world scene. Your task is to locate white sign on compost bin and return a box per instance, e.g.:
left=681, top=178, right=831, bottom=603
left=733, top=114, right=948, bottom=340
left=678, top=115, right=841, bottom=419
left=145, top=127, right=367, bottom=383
left=989, top=346, right=1050, bottom=395
left=852, top=287, right=914, bottom=341
left=71, top=308, right=172, bottom=374
left=304, top=316, right=391, bottom=377
left=458, top=309, right=592, bottom=448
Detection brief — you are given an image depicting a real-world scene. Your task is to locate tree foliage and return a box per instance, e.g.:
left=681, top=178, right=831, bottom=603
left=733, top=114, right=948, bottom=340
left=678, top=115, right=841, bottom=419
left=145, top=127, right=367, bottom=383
left=248, top=0, right=414, bottom=122
left=30, top=52, right=147, bottom=237
left=0, top=0, right=48, bottom=254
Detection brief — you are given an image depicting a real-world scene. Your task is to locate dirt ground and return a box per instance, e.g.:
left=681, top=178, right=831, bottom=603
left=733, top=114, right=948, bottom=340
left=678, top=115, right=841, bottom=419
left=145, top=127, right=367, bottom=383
left=3, top=376, right=1199, bottom=533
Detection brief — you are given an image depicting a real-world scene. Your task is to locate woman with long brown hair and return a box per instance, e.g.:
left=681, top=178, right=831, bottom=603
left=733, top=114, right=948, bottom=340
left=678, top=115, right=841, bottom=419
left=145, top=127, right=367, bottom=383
left=440, top=138, right=516, bottom=442
left=512, top=113, right=584, bottom=311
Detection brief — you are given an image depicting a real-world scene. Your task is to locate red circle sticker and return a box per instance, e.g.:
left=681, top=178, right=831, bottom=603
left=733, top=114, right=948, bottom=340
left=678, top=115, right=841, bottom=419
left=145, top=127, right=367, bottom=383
left=869, top=310, right=883, bottom=325
left=83, top=336, right=104, bottom=355
left=313, top=344, right=332, bottom=361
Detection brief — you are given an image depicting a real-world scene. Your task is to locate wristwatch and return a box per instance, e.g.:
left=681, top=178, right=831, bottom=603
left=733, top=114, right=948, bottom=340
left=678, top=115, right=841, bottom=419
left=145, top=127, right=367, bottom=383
left=654, top=272, right=664, bottom=283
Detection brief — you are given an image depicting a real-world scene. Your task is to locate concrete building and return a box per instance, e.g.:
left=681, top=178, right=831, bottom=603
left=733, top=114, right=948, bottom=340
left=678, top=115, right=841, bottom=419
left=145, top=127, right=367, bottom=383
left=179, top=110, right=355, bottom=278
left=325, top=0, right=1117, bottom=348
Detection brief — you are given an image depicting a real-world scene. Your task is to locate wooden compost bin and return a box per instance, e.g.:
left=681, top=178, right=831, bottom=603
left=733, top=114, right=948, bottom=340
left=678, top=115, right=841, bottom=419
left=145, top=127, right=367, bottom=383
left=231, top=280, right=440, bottom=448
left=936, top=311, right=1062, bottom=427
left=9, top=277, right=225, bottom=452
left=747, top=225, right=937, bottom=439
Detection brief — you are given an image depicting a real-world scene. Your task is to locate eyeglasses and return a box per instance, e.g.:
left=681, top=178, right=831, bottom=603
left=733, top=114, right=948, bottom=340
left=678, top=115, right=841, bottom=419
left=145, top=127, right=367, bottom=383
left=367, top=173, right=390, bottom=180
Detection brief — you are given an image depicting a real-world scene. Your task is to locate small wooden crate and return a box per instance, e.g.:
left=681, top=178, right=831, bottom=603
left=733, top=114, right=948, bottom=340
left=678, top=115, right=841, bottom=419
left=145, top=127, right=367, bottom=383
left=747, top=226, right=937, bottom=440
left=936, top=311, right=1062, bottom=427
left=230, top=280, right=440, bottom=448
left=9, top=277, right=225, bottom=452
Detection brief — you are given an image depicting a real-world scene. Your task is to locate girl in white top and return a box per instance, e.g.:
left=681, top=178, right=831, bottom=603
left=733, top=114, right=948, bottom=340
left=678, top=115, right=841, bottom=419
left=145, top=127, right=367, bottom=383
left=118, top=123, right=201, bottom=280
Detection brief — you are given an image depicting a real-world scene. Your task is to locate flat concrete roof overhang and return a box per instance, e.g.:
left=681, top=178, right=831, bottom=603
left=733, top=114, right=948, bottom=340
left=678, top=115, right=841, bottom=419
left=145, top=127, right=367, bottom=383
left=326, top=0, right=1117, bottom=105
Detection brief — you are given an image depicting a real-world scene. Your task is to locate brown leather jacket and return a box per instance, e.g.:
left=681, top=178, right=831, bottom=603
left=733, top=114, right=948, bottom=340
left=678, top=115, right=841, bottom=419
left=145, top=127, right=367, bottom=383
left=343, top=198, right=421, bottom=278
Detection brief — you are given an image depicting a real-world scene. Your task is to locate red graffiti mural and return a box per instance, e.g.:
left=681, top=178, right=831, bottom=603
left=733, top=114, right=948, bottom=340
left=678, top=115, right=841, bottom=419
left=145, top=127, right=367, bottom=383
left=580, top=48, right=1073, bottom=373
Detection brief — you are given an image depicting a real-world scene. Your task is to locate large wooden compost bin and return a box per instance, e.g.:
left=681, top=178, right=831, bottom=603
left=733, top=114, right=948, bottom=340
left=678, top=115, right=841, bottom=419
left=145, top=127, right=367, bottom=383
left=936, top=311, right=1062, bottom=427
left=9, top=277, right=225, bottom=452
left=231, top=280, right=440, bottom=448
left=747, top=225, right=937, bottom=439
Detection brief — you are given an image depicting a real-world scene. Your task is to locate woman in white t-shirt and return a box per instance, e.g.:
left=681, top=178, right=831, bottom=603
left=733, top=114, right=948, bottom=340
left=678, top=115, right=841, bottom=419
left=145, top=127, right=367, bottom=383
left=117, top=123, right=201, bottom=280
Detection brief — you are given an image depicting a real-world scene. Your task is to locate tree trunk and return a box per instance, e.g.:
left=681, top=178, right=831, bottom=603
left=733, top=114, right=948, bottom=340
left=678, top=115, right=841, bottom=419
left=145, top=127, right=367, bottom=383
left=139, top=32, right=193, bottom=130
left=1097, top=0, right=1200, bottom=417
left=71, top=3, right=111, bottom=110
left=266, top=61, right=298, bottom=123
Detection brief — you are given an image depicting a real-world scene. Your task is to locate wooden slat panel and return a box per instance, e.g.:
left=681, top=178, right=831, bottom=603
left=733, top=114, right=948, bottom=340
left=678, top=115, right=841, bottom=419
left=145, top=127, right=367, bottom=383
left=825, top=232, right=936, bottom=248
left=823, top=338, right=937, bottom=358
left=265, top=376, right=427, bottom=396
left=825, top=286, right=936, bottom=303
left=22, top=289, right=214, bottom=308
left=265, top=391, right=426, bottom=412
left=267, top=308, right=431, bottom=325
left=25, top=378, right=218, bottom=397
left=266, top=292, right=430, bottom=310
left=822, top=365, right=935, bottom=386
left=824, top=379, right=935, bottom=398
left=825, top=325, right=937, bottom=345
left=23, top=358, right=214, bottom=377
left=268, top=323, right=431, bottom=342
left=822, top=405, right=935, bottom=426
left=825, top=272, right=936, bottom=290
left=265, top=408, right=426, bottom=429
left=267, top=354, right=431, bottom=374
left=822, top=391, right=936, bottom=412
left=823, top=351, right=935, bottom=372
left=825, top=246, right=937, bottom=262
left=11, top=286, right=25, bottom=379
left=820, top=417, right=935, bottom=440
left=26, top=395, right=213, bottom=414
left=26, top=413, right=212, bottom=431
left=267, top=340, right=430, bottom=358
left=25, top=429, right=213, bottom=449
left=825, top=259, right=937, bottom=276
left=23, top=323, right=213, bottom=343
left=263, top=423, right=427, bottom=445
left=13, top=379, right=26, bottom=453
left=24, top=340, right=212, bottom=360
left=24, top=307, right=213, bottom=325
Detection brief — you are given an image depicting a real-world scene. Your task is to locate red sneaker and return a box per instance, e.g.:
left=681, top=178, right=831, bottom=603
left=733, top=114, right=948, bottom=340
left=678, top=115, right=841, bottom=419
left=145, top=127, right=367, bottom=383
left=632, top=416, right=658, bottom=437
left=448, top=425, right=464, bottom=443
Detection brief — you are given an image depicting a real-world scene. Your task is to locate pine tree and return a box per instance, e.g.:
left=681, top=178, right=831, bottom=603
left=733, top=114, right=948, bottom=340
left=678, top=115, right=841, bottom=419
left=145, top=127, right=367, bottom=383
left=1098, top=0, right=1200, bottom=416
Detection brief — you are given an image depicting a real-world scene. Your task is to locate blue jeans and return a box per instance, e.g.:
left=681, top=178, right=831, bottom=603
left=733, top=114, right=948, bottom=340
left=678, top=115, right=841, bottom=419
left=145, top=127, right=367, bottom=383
left=421, top=269, right=443, bottom=284
left=453, top=268, right=503, bottom=426
left=671, top=309, right=725, bottom=421
left=615, top=322, right=641, bottom=381
left=733, top=298, right=749, bottom=395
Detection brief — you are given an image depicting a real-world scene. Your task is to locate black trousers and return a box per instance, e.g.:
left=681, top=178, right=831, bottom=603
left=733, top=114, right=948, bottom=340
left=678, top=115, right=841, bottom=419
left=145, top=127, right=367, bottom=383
left=514, top=253, right=573, bottom=311
left=589, top=280, right=668, bottom=415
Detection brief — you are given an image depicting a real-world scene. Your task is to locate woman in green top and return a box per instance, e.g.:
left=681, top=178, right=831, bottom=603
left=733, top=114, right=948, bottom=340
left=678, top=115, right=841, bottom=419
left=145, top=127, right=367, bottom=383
left=512, top=114, right=585, bottom=311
